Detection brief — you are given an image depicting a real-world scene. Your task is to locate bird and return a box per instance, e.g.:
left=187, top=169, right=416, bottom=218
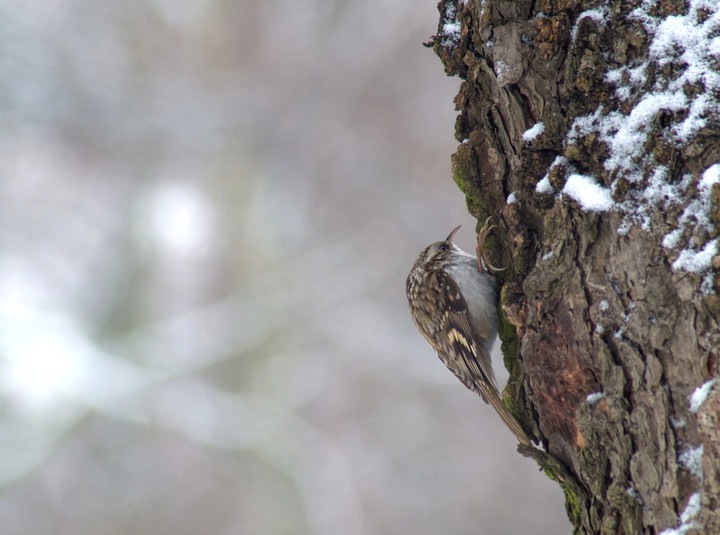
left=406, top=220, right=532, bottom=446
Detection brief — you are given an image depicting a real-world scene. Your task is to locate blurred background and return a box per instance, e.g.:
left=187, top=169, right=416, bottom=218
left=0, top=1, right=568, bottom=533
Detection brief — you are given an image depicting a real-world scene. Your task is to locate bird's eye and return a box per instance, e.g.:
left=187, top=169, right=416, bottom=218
left=438, top=243, right=449, bottom=253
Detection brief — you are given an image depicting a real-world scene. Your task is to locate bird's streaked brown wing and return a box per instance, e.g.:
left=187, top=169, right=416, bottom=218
left=434, top=271, right=497, bottom=395
left=433, top=271, right=532, bottom=446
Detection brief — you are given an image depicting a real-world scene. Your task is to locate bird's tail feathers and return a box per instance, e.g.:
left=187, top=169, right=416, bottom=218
left=484, top=387, right=533, bottom=447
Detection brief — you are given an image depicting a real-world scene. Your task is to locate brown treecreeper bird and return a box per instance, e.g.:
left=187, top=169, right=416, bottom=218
left=406, top=219, right=532, bottom=446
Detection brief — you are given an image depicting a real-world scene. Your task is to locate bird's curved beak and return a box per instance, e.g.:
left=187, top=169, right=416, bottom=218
left=446, top=225, right=461, bottom=243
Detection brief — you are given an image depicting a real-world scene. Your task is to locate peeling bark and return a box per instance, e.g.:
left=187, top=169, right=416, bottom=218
left=430, top=0, right=720, bottom=533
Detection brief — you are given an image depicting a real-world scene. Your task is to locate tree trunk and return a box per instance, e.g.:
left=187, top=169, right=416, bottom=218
left=429, top=0, right=720, bottom=533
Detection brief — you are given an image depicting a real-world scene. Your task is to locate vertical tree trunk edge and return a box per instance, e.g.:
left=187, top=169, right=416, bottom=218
left=429, top=0, right=720, bottom=533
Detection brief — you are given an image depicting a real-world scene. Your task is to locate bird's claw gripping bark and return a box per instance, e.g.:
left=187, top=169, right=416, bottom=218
left=476, top=217, right=507, bottom=272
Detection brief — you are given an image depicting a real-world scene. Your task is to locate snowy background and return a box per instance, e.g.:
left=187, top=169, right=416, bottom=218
left=0, top=1, right=568, bottom=534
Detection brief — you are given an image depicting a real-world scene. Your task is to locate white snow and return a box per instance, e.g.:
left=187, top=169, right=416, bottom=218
left=570, top=7, right=608, bottom=42
left=522, top=122, right=545, bottom=142
left=562, top=174, right=614, bottom=212
left=612, top=95, right=684, bottom=173
left=662, top=164, right=718, bottom=275
left=681, top=493, right=702, bottom=525
left=701, top=163, right=720, bottom=188
left=662, top=228, right=682, bottom=249
left=506, top=192, right=517, bottom=204
left=440, top=3, right=461, bottom=46
left=586, top=392, right=604, bottom=404
left=598, top=300, right=609, bottom=312
left=538, top=0, right=720, bottom=252
left=535, top=176, right=554, bottom=194
left=605, top=63, right=648, bottom=101
left=671, top=416, right=687, bottom=428
left=689, top=379, right=717, bottom=413
left=661, top=204, right=697, bottom=249
left=535, top=156, right=568, bottom=194
left=659, top=492, right=701, bottom=535
left=679, top=445, right=704, bottom=481
left=443, top=20, right=460, bottom=39
left=711, top=35, right=720, bottom=56
left=672, top=238, right=718, bottom=273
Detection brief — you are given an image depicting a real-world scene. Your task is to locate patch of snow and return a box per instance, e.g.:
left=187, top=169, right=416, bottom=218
left=562, top=174, right=614, bottom=212
left=662, top=164, right=719, bottom=276
left=443, top=20, right=460, bottom=38
left=689, top=379, right=717, bottom=413
left=440, top=2, right=461, bottom=46
left=681, top=493, right=702, bottom=525
left=522, top=122, right=545, bottom=141
left=586, top=392, right=605, bottom=404
left=605, top=68, right=623, bottom=85
left=671, top=416, right=687, bottom=428
left=701, top=163, right=720, bottom=189
left=659, top=493, right=701, bottom=535
left=672, top=238, right=718, bottom=273
left=701, top=272, right=715, bottom=294
left=540, top=0, right=720, bottom=247
left=535, top=156, right=568, bottom=194
left=599, top=300, right=609, bottom=312
left=535, top=176, right=554, bottom=194
left=571, top=7, right=608, bottom=42
left=506, top=192, right=517, bottom=204
left=679, top=445, right=704, bottom=481
left=622, top=0, right=720, bottom=147
left=711, top=35, right=720, bottom=56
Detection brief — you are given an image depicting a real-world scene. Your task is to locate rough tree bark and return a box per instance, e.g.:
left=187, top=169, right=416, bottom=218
left=428, top=0, right=720, bottom=533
